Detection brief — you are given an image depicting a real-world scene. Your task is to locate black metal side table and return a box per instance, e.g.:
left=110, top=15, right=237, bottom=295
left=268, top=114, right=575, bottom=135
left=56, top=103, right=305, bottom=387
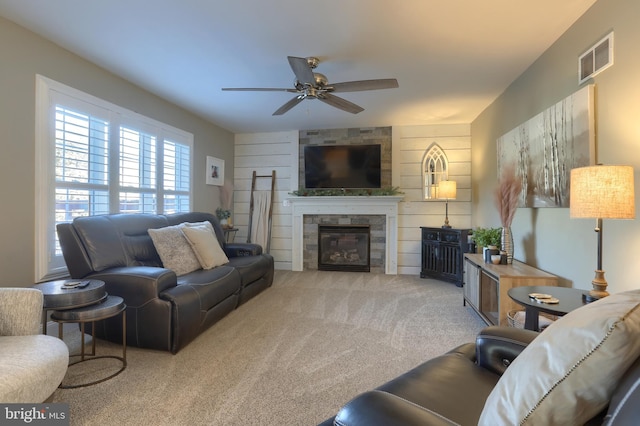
left=51, top=295, right=127, bottom=388
left=223, top=227, right=239, bottom=243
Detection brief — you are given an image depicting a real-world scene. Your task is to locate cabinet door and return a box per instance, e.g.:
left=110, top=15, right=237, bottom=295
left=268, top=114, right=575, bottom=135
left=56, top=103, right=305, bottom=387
left=439, top=230, right=462, bottom=282
left=463, top=258, right=480, bottom=309
left=421, top=240, right=439, bottom=275
left=439, top=243, right=461, bottom=281
left=420, top=228, right=440, bottom=277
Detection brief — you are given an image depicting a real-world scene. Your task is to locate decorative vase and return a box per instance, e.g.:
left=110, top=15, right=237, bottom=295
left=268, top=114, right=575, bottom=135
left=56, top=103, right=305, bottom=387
left=501, top=226, right=514, bottom=264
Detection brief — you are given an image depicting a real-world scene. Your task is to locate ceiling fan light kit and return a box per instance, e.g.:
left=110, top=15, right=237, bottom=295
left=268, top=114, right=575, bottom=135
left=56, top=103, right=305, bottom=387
left=222, top=56, right=399, bottom=116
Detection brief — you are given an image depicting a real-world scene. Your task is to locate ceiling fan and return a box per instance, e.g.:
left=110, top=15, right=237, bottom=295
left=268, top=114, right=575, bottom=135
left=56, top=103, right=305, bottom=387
left=222, top=56, right=399, bottom=115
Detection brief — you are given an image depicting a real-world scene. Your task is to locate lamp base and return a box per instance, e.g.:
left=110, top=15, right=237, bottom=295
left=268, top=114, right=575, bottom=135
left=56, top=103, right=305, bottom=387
left=587, top=269, right=609, bottom=302
left=441, top=224, right=452, bottom=229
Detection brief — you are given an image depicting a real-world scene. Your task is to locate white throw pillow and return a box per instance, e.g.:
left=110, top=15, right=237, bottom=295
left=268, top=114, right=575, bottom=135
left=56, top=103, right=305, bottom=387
left=180, top=221, right=229, bottom=269
left=479, top=290, right=640, bottom=425
left=148, top=225, right=201, bottom=276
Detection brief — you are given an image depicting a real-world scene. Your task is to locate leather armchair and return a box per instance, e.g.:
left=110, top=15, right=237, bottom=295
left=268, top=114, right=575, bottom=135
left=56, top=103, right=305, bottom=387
left=324, top=327, right=536, bottom=426
left=322, top=324, right=640, bottom=426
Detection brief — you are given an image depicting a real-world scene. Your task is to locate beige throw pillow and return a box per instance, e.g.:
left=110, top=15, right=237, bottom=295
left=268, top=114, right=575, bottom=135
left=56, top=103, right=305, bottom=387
left=479, top=290, right=640, bottom=425
left=180, top=221, right=229, bottom=269
left=148, top=225, right=201, bottom=276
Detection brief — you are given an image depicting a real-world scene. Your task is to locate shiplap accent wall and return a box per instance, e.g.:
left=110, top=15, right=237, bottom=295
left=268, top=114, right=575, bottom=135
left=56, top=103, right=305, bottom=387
left=392, top=124, right=472, bottom=275
left=234, top=124, right=471, bottom=275
left=233, top=131, right=298, bottom=271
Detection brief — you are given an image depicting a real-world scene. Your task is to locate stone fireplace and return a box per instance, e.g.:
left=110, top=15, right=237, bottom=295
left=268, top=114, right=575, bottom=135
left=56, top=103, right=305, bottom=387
left=287, top=196, right=402, bottom=274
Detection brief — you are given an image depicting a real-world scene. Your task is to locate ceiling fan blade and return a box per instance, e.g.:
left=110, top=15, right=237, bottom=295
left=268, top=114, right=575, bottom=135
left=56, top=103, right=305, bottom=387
left=222, top=88, right=298, bottom=93
left=329, top=78, right=399, bottom=92
left=287, top=56, right=315, bottom=85
left=318, top=93, right=364, bottom=114
left=272, top=96, right=304, bottom=116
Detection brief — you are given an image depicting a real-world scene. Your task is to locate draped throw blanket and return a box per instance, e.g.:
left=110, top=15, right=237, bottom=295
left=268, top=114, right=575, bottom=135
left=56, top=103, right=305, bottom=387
left=250, top=190, right=272, bottom=251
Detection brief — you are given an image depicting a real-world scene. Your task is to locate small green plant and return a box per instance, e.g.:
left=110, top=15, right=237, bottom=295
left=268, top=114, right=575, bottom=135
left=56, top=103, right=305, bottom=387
left=473, top=227, right=501, bottom=248
left=215, top=207, right=231, bottom=220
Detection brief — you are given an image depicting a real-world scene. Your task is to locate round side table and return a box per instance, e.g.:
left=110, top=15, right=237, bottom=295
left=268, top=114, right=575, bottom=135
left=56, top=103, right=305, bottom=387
left=34, top=279, right=107, bottom=335
left=51, top=295, right=127, bottom=388
left=508, top=286, right=589, bottom=331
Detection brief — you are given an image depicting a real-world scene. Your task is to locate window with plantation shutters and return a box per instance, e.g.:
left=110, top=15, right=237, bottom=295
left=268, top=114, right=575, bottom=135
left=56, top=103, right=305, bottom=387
left=54, top=105, right=110, bottom=224
left=36, top=75, right=193, bottom=281
left=119, top=125, right=158, bottom=213
left=163, top=140, right=191, bottom=213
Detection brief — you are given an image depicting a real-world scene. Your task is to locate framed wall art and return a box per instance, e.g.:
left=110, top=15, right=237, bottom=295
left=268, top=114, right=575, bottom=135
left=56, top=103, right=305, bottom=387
left=497, top=84, right=595, bottom=208
left=206, top=156, right=224, bottom=186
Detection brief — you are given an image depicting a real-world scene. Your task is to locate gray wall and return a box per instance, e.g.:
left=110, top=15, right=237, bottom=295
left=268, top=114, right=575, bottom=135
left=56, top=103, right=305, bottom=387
left=471, top=0, right=640, bottom=293
left=0, top=16, right=234, bottom=287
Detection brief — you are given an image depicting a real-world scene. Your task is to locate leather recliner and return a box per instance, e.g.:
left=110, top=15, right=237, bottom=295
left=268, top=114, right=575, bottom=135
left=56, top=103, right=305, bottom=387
left=320, top=326, right=640, bottom=425
left=57, top=212, right=274, bottom=354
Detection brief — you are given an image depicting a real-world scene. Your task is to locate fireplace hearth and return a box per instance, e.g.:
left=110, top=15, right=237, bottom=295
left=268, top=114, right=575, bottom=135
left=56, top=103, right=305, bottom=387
left=288, top=195, right=402, bottom=274
left=318, top=225, right=370, bottom=272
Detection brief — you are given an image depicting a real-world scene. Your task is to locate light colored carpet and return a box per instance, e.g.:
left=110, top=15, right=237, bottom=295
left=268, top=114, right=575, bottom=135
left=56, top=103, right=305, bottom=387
left=51, top=270, right=487, bottom=425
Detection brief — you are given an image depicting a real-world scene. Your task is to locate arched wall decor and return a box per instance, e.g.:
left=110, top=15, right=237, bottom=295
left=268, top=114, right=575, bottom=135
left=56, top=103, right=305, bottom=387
left=421, top=143, right=449, bottom=200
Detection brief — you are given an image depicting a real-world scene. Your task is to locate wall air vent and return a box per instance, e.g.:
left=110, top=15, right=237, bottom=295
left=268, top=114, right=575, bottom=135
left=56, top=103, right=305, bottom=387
left=579, top=31, right=613, bottom=84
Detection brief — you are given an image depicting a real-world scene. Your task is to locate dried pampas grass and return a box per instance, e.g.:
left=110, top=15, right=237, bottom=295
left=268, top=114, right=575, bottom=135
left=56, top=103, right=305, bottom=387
left=495, top=164, right=522, bottom=227
left=219, top=181, right=234, bottom=210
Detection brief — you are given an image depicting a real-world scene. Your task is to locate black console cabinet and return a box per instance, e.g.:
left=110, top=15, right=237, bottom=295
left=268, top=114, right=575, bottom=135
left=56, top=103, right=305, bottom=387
left=420, top=227, right=471, bottom=286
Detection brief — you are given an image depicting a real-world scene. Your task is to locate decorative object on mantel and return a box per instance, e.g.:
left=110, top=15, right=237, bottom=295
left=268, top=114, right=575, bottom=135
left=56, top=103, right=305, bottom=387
left=495, top=164, right=522, bottom=264
left=290, top=186, right=403, bottom=197
left=497, top=84, right=595, bottom=208
left=437, top=180, right=457, bottom=229
left=570, top=165, right=635, bottom=302
left=216, top=181, right=234, bottom=228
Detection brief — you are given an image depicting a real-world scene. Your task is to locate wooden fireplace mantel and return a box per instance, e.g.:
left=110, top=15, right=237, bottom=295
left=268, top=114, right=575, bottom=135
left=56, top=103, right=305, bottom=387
left=286, top=196, right=403, bottom=274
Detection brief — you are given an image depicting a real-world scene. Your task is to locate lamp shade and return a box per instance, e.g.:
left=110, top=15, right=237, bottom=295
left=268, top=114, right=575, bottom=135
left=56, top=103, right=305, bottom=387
left=438, top=180, right=457, bottom=199
left=570, top=165, right=635, bottom=219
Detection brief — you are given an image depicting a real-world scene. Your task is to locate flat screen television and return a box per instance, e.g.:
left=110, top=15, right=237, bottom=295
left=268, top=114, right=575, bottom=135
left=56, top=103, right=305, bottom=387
left=303, top=144, right=381, bottom=189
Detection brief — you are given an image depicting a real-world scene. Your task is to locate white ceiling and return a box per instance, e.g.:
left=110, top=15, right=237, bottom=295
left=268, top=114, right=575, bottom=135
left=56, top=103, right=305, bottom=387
left=0, top=0, right=598, bottom=134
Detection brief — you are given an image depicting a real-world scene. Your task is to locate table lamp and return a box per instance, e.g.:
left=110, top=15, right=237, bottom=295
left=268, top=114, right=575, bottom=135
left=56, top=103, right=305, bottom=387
left=438, top=180, right=457, bottom=229
left=570, top=165, right=635, bottom=302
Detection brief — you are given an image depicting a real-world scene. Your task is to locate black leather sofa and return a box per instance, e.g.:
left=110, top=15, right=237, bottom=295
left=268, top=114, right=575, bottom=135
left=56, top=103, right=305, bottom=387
left=57, top=212, right=274, bottom=353
left=321, top=312, right=640, bottom=425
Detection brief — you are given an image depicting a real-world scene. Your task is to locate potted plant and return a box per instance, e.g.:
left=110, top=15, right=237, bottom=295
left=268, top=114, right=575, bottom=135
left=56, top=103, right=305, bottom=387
left=473, top=227, right=500, bottom=249
left=215, top=207, right=231, bottom=226
left=473, top=227, right=502, bottom=262
left=485, top=228, right=502, bottom=249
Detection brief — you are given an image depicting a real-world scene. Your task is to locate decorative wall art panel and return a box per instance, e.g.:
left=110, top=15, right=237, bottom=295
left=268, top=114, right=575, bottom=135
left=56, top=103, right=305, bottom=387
left=497, top=85, right=595, bottom=208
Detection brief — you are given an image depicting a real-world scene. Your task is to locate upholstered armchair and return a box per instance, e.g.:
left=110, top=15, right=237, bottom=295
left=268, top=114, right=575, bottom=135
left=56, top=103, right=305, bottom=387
left=0, top=288, right=69, bottom=402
